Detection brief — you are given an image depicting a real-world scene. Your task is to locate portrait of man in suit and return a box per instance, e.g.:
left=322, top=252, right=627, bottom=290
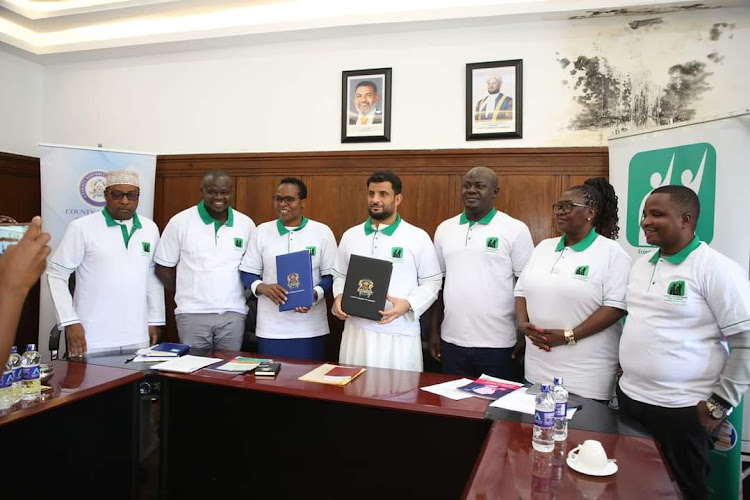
left=474, top=75, right=513, bottom=122
left=349, top=80, right=383, bottom=126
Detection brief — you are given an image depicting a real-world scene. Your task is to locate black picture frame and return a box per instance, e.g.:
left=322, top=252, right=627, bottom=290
left=341, top=68, right=392, bottom=143
left=466, top=59, right=522, bottom=140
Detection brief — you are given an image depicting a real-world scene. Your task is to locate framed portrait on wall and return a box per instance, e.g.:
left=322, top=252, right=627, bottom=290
left=341, top=68, right=391, bottom=143
left=466, top=59, right=522, bottom=140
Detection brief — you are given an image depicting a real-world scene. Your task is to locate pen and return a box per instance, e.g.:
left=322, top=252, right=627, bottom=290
left=125, top=356, right=136, bottom=364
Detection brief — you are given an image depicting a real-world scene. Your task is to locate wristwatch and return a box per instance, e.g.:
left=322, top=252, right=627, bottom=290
left=706, top=396, right=733, bottom=420
left=563, top=329, right=576, bottom=345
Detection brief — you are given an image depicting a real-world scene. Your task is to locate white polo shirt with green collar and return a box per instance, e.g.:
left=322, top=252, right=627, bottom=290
left=47, top=209, right=165, bottom=350
left=434, top=208, right=534, bottom=349
left=239, top=216, right=337, bottom=339
left=154, top=201, right=255, bottom=315
left=514, top=229, right=631, bottom=400
left=619, top=237, right=750, bottom=408
left=332, top=215, right=443, bottom=336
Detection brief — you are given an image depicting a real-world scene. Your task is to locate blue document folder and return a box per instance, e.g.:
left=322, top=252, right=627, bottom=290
left=276, top=250, right=314, bottom=312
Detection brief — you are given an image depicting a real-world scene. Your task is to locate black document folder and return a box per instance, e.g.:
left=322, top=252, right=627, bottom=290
left=341, top=254, right=393, bottom=321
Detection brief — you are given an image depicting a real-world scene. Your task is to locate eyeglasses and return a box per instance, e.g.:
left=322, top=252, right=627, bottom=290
left=552, top=201, right=591, bottom=215
left=109, top=191, right=140, bottom=201
left=272, top=196, right=300, bottom=204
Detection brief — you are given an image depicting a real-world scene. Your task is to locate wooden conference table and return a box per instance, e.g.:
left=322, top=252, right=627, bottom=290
left=0, top=360, right=142, bottom=499
left=149, top=351, right=680, bottom=499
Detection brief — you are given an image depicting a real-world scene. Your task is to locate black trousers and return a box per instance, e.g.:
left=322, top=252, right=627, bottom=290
left=441, top=340, right=523, bottom=381
left=617, top=385, right=714, bottom=500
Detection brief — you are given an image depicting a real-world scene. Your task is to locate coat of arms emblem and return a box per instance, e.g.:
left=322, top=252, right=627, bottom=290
left=286, top=273, right=301, bottom=290
left=357, top=279, right=374, bottom=298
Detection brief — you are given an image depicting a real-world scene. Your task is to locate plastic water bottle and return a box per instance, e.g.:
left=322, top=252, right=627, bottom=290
left=8, top=346, right=22, bottom=404
left=20, top=344, right=41, bottom=402
left=0, top=362, right=12, bottom=411
left=552, top=377, right=568, bottom=441
left=533, top=384, right=555, bottom=452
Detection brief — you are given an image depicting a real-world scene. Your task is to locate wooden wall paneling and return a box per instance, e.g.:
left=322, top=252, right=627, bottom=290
left=238, top=175, right=286, bottom=224
left=500, top=175, right=560, bottom=245
left=398, top=174, right=453, bottom=239
left=160, top=176, right=203, bottom=226
left=305, top=174, right=370, bottom=240
left=0, top=152, right=41, bottom=350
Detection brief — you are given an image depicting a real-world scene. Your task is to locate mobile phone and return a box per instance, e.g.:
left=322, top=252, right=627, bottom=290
left=0, top=223, right=29, bottom=255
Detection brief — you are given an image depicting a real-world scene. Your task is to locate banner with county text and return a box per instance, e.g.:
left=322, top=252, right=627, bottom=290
left=609, top=112, right=750, bottom=499
left=38, top=144, right=157, bottom=361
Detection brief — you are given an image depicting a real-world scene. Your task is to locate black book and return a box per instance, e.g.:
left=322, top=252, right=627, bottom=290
left=255, top=362, right=281, bottom=377
left=341, top=255, right=393, bottom=321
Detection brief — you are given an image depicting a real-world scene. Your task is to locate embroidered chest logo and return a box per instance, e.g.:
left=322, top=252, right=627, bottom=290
left=391, top=247, right=404, bottom=262
left=484, top=236, right=500, bottom=253
left=572, top=265, right=590, bottom=281
left=286, top=273, right=300, bottom=290
left=306, top=246, right=317, bottom=257
left=357, top=279, right=374, bottom=298
left=141, top=241, right=151, bottom=253
left=665, top=280, right=688, bottom=303
left=233, top=237, right=244, bottom=250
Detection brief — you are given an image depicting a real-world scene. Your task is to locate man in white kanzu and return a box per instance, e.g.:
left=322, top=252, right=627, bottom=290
left=618, top=185, right=750, bottom=499
left=430, top=167, right=533, bottom=380
left=47, top=170, right=165, bottom=357
left=239, top=177, right=337, bottom=360
left=155, top=170, right=255, bottom=354
left=332, top=171, right=442, bottom=371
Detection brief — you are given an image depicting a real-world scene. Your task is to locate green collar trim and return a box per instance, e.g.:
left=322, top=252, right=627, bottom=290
left=459, top=207, right=497, bottom=226
left=197, top=201, right=234, bottom=234
left=649, top=235, right=701, bottom=264
left=555, top=228, right=598, bottom=252
left=363, top=214, right=401, bottom=236
left=277, top=216, right=309, bottom=236
left=102, top=209, right=141, bottom=248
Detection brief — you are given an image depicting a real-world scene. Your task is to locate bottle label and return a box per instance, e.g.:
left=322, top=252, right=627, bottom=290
left=555, top=402, right=567, bottom=418
left=534, top=410, right=555, bottom=428
left=0, top=371, right=11, bottom=389
left=22, top=364, right=40, bottom=381
left=11, top=367, right=22, bottom=383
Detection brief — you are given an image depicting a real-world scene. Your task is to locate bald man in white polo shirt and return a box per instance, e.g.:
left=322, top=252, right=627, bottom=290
left=155, top=170, right=255, bottom=354
left=332, top=171, right=442, bottom=372
left=618, top=185, right=750, bottom=499
left=430, top=167, right=533, bottom=380
left=47, top=169, right=165, bottom=357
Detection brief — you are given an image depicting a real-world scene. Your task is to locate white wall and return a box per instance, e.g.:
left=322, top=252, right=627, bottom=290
left=40, top=7, right=750, bottom=154
left=0, top=50, right=43, bottom=157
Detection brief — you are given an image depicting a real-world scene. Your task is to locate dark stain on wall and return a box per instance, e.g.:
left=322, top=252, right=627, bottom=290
left=629, top=18, right=664, bottom=30
left=569, top=4, right=708, bottom=20
left=709, top=22, right=735, bottom=40
left=707, top=51, right=724, bottom=63
left=558, top=55, right=712, bottom=132
left=558, top=57, right=571, bottom=69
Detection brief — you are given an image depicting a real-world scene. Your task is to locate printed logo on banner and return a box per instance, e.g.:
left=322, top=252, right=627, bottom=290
left=626, top=143, right=716, bottom=250
left=79, top=171, right=107, bottom=207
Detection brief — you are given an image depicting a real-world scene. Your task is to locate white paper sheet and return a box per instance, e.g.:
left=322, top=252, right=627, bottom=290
left=151, top=355, right=222, bottom=374
left=130, top=355, right=166, bottom=363
left=420, top=378, right=474, bottom=400
left=490, top=387, right=577, bottom=419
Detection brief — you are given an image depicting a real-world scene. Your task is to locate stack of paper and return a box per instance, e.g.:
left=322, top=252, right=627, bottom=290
left=420, top=378, right=474, bottom=400
left=489, top=387, right=577, bottom=419
left=457, top=374, right=522, bottom=400
left=298, top=363, right=366, bottom=386
left=211, top=356, right=271, bottom=373
left=151, top=355, right=221, bottom=374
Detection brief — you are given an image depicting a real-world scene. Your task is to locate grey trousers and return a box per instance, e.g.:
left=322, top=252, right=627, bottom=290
left=175, top=311, right=246, bottom=355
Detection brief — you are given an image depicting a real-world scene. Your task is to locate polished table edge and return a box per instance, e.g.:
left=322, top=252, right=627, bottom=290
left=0, top=360, right=144, bottom=427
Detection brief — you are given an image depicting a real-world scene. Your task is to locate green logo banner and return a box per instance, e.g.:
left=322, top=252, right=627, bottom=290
left=626, top=143, right=716, bottom=247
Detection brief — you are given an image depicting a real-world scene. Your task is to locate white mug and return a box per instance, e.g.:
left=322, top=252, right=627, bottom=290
left=568, top=440, right=610, bottom=472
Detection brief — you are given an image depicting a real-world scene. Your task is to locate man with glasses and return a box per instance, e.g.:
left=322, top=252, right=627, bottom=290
left=47, top=169, right=165, bottom=357
left=155, top=170, right=255, bottom=354
left=239, top=178, right=337, bottom=360
left=430, top=167, right=533, bottom=380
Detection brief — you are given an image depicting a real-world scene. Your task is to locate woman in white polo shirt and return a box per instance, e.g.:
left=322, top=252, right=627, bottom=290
left=240, top=178, right=337, bottom=361
left=514, top=178, right=631, bottom=401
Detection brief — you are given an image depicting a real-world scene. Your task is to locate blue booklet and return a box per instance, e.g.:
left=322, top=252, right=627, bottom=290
left=144, top=342, right=190, bottom=357
left=276, top=250, right=314, bottom=312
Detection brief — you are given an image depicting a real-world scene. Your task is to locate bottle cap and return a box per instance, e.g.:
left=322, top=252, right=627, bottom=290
left=11, top=346, right=17, bottom=353
left=554, top=377, right=564, bottom=385
left=541, top=384, right=551, bottom=393
left=26, top=344, right=36, bottom=351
